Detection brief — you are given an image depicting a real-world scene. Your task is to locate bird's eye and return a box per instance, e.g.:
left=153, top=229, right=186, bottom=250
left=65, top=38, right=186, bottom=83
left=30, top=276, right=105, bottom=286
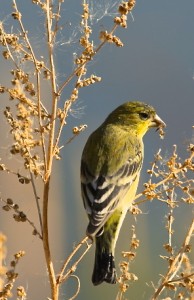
left=139, top=112, right=149, bottom=120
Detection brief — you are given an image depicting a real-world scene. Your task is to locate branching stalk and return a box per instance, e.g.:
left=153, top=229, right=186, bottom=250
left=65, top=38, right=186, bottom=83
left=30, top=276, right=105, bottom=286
left=42, top=1, right=60, bottom=299
left=12, top=0, right=47, bottom=168
left=151, top=218, right=194, bottom=299
left=57, top=236, right=92, bottom=285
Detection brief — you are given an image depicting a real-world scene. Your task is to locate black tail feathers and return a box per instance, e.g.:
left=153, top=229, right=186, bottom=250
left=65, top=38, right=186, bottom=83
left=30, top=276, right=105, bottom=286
left=92, top=251, right=117, bottom=285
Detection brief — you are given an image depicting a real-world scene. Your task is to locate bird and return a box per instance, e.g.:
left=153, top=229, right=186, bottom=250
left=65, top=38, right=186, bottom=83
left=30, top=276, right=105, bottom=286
left=80, top=101, right=166, bottom=286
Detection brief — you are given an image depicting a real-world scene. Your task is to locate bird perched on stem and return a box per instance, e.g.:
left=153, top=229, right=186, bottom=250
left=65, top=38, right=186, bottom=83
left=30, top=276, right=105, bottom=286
left=81, top=101, right=166, bottom=285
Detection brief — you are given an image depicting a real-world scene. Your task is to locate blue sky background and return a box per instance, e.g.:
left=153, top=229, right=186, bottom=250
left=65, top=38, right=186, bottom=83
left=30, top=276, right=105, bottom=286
left=0, top=1, right=194, bottom=299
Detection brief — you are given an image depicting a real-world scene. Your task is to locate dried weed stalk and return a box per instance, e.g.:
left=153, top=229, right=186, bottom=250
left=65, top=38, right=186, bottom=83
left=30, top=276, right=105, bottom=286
left=116, top=224, right=139, bottom=300
left=0, top=1, right=137, bottom=299
left=115, top=143, right=194, bottom=299
left=0, top=234, right=7, bottom=293
left=0, top=249, right=26, bottom=300
left=136, top=145, right=193, bottom=299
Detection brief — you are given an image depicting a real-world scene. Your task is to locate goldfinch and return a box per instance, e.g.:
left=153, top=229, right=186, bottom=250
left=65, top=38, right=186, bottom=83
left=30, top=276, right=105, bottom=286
left=81, top=101, right=165, bottom=285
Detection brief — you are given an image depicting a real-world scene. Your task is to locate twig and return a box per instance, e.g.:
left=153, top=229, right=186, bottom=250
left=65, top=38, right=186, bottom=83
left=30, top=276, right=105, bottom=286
left=0, top=23, right=19, bottom=69
left=44, top=0, right=59, bottom=181
left=135, top=151, right=194, bottom=206
left=29, top=172, right=43, bottom=236
left=53, top=100, right=71, bottom=157
left=43, top=180, right=58, bottom=299
left=0, top=197, right=42, bottom=239
left=67, top=275, right=81, bottom=300
left=57, top=236, right=92, bottom=285
left=57, top=22, right=118, bottom=96
left=52, top=0, right=63, bottom=43
left=150, top=218, right=194, bottom=299
left=26, top=216, right=42, bottom=240
left=167, top=272, right=194, bottom=284
left=0, top=162, right=31, bottom=183
left=12, top=0, right=47, bottom=168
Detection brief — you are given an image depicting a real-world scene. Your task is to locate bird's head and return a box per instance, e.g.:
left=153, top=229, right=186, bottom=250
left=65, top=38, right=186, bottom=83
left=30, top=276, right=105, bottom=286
left=105, top=101, right=166, bottom=137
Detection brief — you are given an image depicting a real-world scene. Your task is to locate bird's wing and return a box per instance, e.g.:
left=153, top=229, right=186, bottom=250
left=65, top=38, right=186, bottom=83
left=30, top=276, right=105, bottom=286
left=81, top=152, right=142, bottom=236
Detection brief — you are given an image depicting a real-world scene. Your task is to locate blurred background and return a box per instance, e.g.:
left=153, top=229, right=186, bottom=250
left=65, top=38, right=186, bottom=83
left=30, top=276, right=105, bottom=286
left=0, top=0, right=194, bottom=299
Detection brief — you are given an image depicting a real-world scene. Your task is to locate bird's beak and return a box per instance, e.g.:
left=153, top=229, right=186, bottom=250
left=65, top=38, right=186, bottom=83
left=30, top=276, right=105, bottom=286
left=150, top=114, right=166, bottom=128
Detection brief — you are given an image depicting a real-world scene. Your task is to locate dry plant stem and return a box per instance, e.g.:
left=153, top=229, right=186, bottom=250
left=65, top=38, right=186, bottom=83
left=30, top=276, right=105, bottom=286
left=53, top=100, right=71, bottom=156
left=151, top=218, right=194, bottom=300
left=12, top=0, right=47, bottom=167
left=168, top=208, right=173, bottom=248
left=135, top=151, right=194, bottom=205
left=0, top=162, right=30, bottom=180
left=30, top=172, right=43, bottom=236
left=0, top=233, right=7, bottom=291
left=134, top=174, right=174, bottom=205
left=167, top=273, right=194, bottom=284
left=42, top=1, right=60, bottom=299
left=45, top=0, right=59, bottom=179
left=65, top=126, right=86, bottom=146
left=26, top=216, right=42, bottom=240
left=1, top=27, right=18, bottom=69
left=68, top=275, right=81, bottom=300
left=57, top=236, right=92, bottom=284
left=36, top=72, right=47, bottom=169
left=57, top=23, right=118, bottom=95
left=52, top=0, right=62, bottom=42
left=43, top=180, right=58, bottom=300
left=1, top=197, right=42, bottom=239
left=60, top=241, right=92, bottom=283
left=54, top=77, right=81, bottom=153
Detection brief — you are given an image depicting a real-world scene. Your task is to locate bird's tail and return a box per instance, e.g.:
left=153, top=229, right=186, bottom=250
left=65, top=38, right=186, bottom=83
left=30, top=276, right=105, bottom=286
left=92, top=234, right=117, bottom=285
left=91, top=211, right=125, bottom=285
